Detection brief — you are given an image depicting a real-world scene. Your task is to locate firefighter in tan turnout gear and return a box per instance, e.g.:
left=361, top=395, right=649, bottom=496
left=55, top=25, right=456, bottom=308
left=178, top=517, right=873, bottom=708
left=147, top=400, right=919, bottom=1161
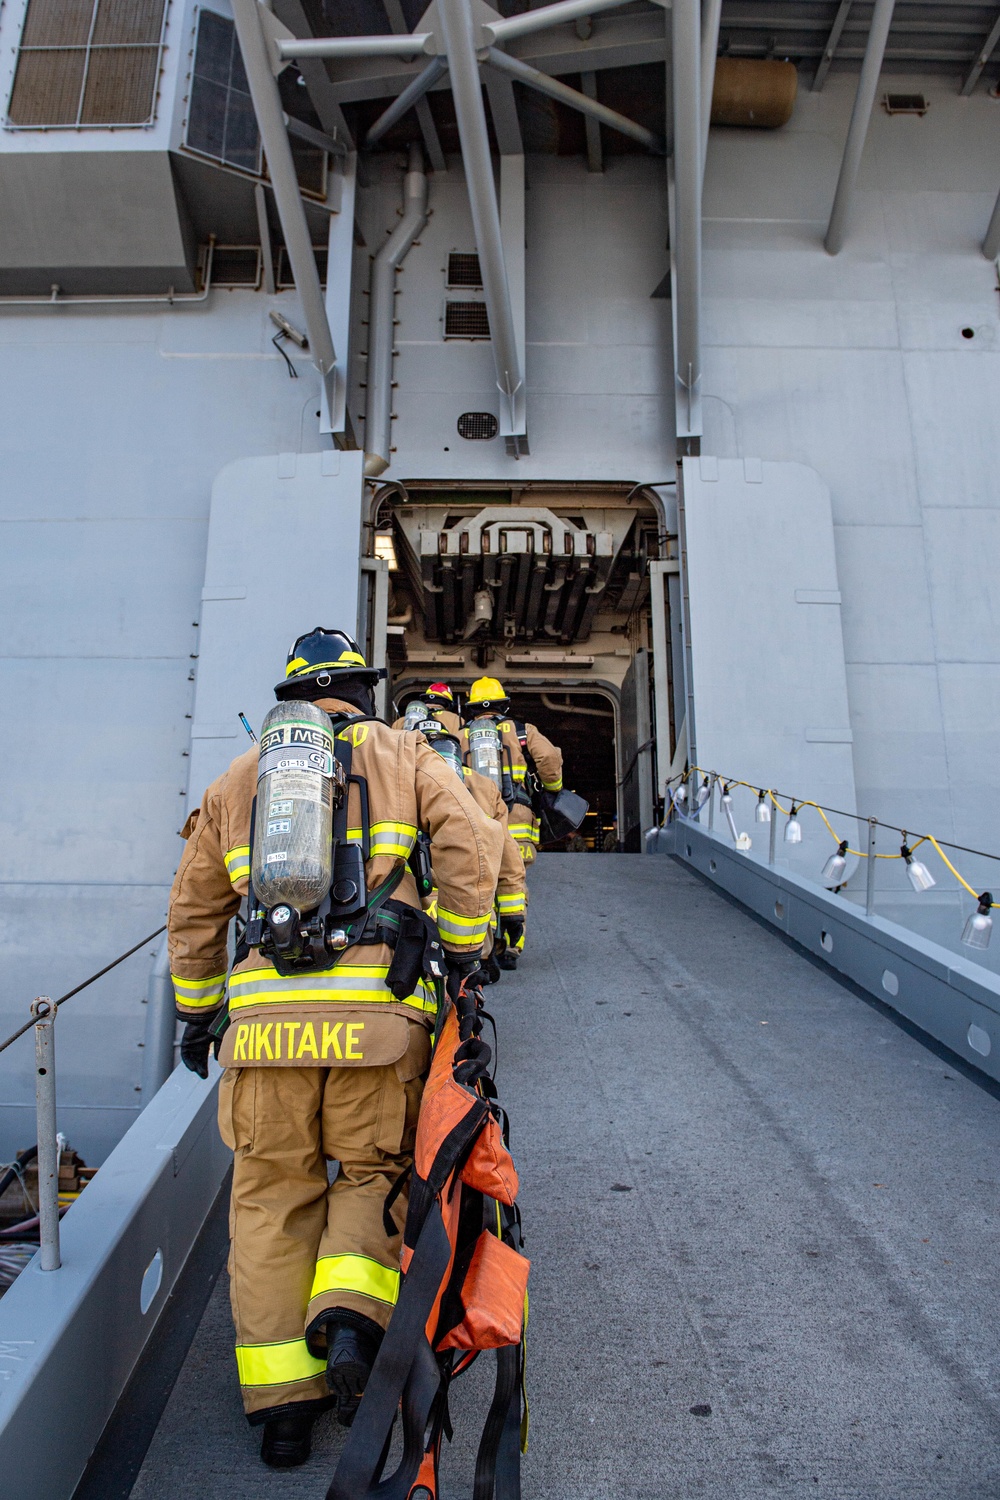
left=392, top=680, right=462, bottom=736
left=461, top=675, right=562, bottom=968
left=402, top=712, right=527, bottom=970
left=167, top=629, right=503, bottom=1469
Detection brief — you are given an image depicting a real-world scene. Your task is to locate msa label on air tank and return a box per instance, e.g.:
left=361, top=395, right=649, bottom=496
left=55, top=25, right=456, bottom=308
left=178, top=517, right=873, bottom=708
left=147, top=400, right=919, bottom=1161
left=265, top=771, right=333, bottom=807
left=260, top=724, right=331, bottom=755
left=269, top=801, right=294, bottom=817
left=266, top=819, right=292, bottom=836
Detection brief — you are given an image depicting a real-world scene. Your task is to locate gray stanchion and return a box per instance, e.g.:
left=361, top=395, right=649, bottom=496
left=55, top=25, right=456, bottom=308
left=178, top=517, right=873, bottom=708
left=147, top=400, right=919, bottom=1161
left=32, top=998, right=61, bottom=1272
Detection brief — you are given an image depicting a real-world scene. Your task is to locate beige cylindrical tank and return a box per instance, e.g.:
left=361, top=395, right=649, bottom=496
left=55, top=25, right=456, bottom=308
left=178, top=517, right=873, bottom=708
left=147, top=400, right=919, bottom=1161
left=710, top=58, right=798, bottom=129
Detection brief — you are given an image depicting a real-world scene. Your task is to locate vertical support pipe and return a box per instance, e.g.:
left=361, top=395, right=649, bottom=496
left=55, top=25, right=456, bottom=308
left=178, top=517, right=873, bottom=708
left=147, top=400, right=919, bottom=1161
left=32, top=999, right=60, bottom=1272
left=983, top=188, right=1000, bottom=259
left=707, top=774, right=716, bottom=830
left=768, top=797, right=778, bottom=865
left=231, top=0, right=337, bottom=387
left=700, top=0, right=723, bottom=180
left=824, top=0, right=896, bottom=254
left=866, top=818, right=878, bottom=916
left=672, top=0, right=702, bottom=421
left=140, top=944, right=177, bottom=1106
left=363, top=143, right=429, bottom=477
left=436, top=0, right=524, bottom=437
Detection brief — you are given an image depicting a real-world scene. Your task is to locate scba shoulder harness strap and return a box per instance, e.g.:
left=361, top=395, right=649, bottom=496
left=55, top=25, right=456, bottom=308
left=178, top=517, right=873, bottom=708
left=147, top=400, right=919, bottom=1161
left=327, top=985, right=529, bottom=1500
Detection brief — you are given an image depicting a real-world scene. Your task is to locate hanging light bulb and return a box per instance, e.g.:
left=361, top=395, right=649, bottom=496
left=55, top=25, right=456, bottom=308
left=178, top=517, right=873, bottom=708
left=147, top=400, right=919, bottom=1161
left=961, top=891, right=994, bottom=950
left=784, top=803, right=802, bottom=844
left=901, top=840, right=935, bottom=893
left=821, top=840, right=849, bottom=885
left=755, top=790, right=771, bottom=824
left=693, top=776, right=712, bottom=812
left=671, top=781, right=688, bottom=815
left=721, top=784, right=740, bottom=843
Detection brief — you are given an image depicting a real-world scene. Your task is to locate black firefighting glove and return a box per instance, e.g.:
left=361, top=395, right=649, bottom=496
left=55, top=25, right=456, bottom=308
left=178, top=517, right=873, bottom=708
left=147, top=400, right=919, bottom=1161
left=180, top=1017, right=222, bottom=1079
left=446, top=952, right=484, bottom=1004
left=500, top=917, right=524, bottom=949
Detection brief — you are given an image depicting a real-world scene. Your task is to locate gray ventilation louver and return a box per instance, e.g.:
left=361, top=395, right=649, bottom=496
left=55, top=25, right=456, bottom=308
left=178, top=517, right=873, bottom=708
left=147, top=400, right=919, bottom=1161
left=447, top=253, right=483, bottom=288
left=458, top=412, right=499, bottom=441
left=883, top=93, right=929, bottom=115
left=211, top=247, right=262, bottom=288
left=445, top=302, right=491, bottom=339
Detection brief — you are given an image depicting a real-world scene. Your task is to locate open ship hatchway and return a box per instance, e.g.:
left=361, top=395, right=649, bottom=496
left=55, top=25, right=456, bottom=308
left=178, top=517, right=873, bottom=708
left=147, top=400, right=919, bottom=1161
left=362, top=483, right=678, bottom=851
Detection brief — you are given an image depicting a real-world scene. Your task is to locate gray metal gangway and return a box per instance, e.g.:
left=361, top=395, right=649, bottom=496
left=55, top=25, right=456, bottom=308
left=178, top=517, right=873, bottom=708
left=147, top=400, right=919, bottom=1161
left=50, top=853, right=1000, bottom=1499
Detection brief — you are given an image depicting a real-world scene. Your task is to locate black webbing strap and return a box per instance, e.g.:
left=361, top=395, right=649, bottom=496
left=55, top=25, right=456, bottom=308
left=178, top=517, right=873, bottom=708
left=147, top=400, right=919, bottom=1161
left=327, top=1203, right=451, bottom=1500
left=473, top=1343, right=522, bottom=1500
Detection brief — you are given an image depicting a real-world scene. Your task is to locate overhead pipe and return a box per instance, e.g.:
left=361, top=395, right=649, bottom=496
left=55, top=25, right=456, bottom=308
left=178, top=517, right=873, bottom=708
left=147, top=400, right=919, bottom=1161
left=700, top=0, right=723, bottom=178
left=541, top=694, right=614, bottom=719
left=364, top=145, right=429, bottom=478
left=487, top=0, right=646, bottom=45
left=366, top=56, right=448, bottom=148
left=672, top=0, right=703, bottom=421
left=436, top=0, right=524, bottom=436
left=486, top=49, right=664, bottom=153
left=277, top=34, right=433, bottom=60
left=231, top=0, right=336, bottom=381
left=824, top=0, right=896, bottom=253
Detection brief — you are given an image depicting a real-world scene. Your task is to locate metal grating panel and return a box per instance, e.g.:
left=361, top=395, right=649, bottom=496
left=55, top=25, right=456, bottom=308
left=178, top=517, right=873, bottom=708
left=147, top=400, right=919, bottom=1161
left=185, top=9, right=261, bottom=173
left=211, top=246, right=262, bottom=288
left=444, top=301, right=491, bottom=340
left=277, top=244, right=328, bottom=289
left=7, top=0, right=166, bottom=127
left=447, top=252, right=483, bottom=288
left=883, top=91, right=929, bottom=113
left=457, top=411, right=499, bottom=441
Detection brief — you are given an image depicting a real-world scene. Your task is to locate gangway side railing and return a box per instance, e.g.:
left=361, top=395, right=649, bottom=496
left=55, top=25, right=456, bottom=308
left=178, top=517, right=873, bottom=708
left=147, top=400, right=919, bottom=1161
left=662, top=767, right=1000, bottom=949
left=650, top=768, right=1000, bottom=1089
left=0, top=925, right=166, bottom=1275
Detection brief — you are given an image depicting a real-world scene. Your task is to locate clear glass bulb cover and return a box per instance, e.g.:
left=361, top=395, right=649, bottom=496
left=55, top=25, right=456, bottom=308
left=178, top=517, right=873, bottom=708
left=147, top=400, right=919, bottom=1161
left=694, top=784, right=711, bottom=810
left=905, top=858, right=935, bottom=893
left=822, top=853, right=847, bottom=883
left=784, top=817, right=802, bottom=844
left=672, top=785, right=688, bottom=809
left=755, top=800, right=771, bottom=823
left=961, top=910, right=993, bottom=949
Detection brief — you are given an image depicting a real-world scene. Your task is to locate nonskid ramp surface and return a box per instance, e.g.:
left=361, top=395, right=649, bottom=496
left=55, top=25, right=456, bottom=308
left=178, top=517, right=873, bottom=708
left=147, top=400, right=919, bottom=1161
left=130, top=854, right=1000, bottom=1499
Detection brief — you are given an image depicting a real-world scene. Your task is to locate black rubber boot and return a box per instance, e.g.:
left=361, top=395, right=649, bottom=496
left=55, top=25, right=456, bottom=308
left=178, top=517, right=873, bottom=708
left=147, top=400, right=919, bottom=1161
left=497, top=947, right=519, bottom=971
left=260, top=1409, right=315, bottom=1468
left=325, top=1315, right=384, bottom=1428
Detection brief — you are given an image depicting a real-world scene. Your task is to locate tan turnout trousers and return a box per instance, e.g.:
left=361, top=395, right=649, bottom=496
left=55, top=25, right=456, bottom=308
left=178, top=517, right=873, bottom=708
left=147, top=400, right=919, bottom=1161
left=220, top=1028, right=429, bottom=1418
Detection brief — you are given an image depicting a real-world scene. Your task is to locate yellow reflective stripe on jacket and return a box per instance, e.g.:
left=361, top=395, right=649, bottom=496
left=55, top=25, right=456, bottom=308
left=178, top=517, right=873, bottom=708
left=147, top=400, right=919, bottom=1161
left=370, top=821, right=417, bottom=858
left=227, top=964, right=436, bottom=1014
left=541, top=776, right=563, bottom=791
left=172, top=973, right=226, bottom=1008
left=224, top=845, right=250, bottom=885
left=511, top=766, right=526, bottom=782
left=235, top=1338, right=325, bottom=1388
left=346, top=827, right=364, bottom=844
left=310, top=1253, right=400, bottom=1308
left=497, top=892, right=526, bottom=914
left=436, top=907, right=491, bottom=947
left=509, top=823, right=535, bottom=842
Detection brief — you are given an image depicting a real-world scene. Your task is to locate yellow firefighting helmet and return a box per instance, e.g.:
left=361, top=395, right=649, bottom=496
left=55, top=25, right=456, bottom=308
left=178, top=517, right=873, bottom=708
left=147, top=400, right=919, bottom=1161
left=274, top=627, right=383, bottom=699
left=467, top=676, right=509, bottom=713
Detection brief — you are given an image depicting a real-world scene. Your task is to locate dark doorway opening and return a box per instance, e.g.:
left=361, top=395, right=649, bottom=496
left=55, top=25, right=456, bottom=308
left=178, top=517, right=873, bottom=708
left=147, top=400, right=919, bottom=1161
left=506, top=691, right=619, bottom=852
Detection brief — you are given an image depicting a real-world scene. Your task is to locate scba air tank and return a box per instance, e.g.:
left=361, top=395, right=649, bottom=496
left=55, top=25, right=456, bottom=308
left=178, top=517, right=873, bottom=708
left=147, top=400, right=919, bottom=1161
left=251, top=701, right=338, bottom=911
left=466, top=716, right=503, bottom=791
left=403, top=699, right=432, bottom=731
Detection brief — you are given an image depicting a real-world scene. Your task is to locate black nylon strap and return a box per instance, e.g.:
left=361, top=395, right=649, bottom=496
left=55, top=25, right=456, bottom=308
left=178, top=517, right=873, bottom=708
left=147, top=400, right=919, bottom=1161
left=326, top=1203, right=451, bottom=1500
left=473, top=1343, right=522, bottom=1500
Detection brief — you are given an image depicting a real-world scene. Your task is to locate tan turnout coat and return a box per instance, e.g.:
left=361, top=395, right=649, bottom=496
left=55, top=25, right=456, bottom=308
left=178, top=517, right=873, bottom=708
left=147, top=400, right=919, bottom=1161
left=168, top=698, right=504, bottom=1069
